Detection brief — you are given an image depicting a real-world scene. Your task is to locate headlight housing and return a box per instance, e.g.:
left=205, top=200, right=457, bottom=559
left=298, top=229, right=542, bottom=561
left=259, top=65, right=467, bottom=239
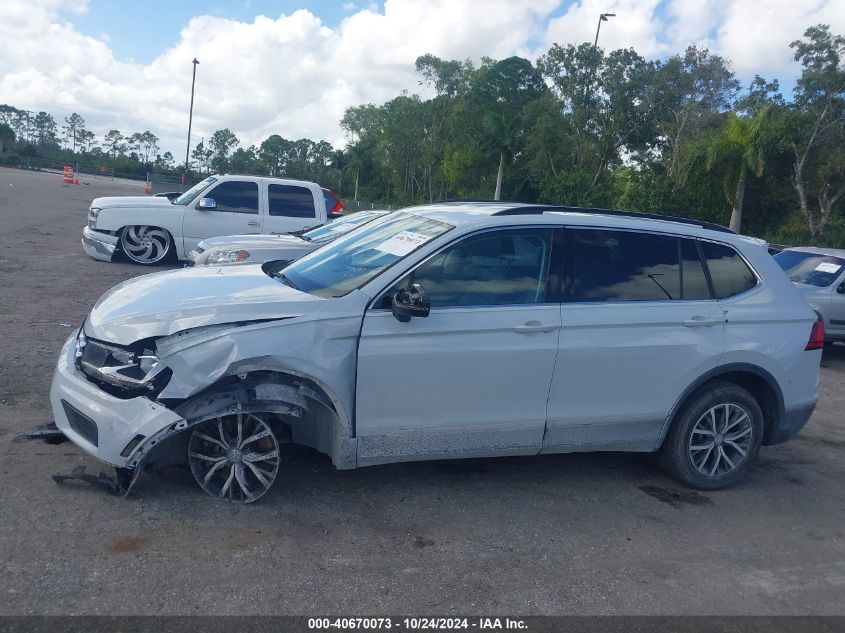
left=76, top=331, right=170, bottom=398
left=87, top=206, right=102, bottom=229
left=205, top=249, right=251, bottom=265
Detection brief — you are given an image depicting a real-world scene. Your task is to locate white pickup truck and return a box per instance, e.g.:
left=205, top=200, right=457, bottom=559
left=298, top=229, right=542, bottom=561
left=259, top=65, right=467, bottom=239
left=82, top=175, right=335, bottom=265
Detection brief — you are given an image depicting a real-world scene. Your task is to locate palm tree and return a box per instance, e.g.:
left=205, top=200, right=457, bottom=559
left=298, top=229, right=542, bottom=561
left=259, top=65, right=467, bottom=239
left=685, top=106, right=771, bottom=233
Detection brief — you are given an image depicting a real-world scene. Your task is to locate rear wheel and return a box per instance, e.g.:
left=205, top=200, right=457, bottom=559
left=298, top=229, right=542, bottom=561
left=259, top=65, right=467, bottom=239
left=120, top=225, right=172, bottom=265
left=659, top=381, right=763, bottom=490
left=187, top=413, right=280, bottom=503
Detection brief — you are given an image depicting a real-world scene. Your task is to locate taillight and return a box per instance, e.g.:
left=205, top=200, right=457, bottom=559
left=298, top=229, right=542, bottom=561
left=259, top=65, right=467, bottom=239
left=326, top=190, right=343, bottom=215
left=805, top=319, right=825, bottom=350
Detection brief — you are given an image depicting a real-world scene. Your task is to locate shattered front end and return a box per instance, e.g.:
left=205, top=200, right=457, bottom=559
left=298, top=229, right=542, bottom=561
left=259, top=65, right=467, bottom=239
left=50, top=333, right=186, bottom=494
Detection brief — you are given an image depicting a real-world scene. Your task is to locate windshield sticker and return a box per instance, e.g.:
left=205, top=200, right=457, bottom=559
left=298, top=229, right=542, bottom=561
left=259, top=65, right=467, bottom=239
left=815, top=262, right=842, bottom=274
left=374, top=231, right=432, bottom=256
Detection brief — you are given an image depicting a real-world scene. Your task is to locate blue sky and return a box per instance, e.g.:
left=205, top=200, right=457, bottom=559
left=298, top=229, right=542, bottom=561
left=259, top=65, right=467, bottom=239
left=69, top=0, right=369, bottom=63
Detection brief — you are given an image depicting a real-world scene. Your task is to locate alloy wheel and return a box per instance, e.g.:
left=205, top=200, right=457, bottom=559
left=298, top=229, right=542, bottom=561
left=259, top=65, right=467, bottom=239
left=120, top=225, right=170, bottom=264
left=188, top=413, right=280, bottom=503
left=688, top=403, right=754, bottom=478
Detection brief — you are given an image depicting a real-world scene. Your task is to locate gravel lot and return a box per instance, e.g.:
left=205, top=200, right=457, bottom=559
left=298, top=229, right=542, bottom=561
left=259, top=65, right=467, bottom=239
left=1, top=167, right=844, bottom=616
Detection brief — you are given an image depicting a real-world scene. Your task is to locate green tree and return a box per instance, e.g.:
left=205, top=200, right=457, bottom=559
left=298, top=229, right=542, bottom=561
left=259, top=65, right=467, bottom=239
left=0, top=122, right=14, bottom=159
left=228, top=146, right=262, bottom=174
left=103, top=130, right=124, bottom=161
left=78, top=129, right=97, bottom=153
left=473, top=57, right=545, bottom=199
left=209, top=128, right=240, bottom=173
left=786, top=25, right=845, bottom=239
left=191, top=140, right=213, bottom=174
left=33, top=112, right=58, bottom=148
left=63, top=112, right=86, bottom=153
left=259, top=134, right=291, bottom=176
left=684, top=108, right=772, bottom=232
left=653, top=46, right=739, bottom=178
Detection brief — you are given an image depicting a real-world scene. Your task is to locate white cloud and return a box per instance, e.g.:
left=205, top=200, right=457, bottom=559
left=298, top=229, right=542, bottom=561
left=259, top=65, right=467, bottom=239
left=0, top=0, right=557, bottom=155
left=542, top=0, right=667, bottom=58
left=1, top=0, right=845, bottom=158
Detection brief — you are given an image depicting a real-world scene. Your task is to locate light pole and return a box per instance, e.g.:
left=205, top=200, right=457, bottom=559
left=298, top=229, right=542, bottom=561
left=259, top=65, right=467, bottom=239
left=184, top=57, right=199, bottom=185
left=594, top=12, right=615, bottom=48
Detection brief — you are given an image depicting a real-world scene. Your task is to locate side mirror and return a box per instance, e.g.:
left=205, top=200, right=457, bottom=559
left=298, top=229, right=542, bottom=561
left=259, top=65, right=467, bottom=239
left=391, top=283, right=431, bottom=322
left=197, top=197, right=216, bottom=210
left=837, top=282, right=845, bottom=295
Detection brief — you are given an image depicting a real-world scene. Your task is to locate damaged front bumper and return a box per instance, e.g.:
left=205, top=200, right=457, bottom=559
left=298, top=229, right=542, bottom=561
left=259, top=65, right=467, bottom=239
left=50, top=334, right=186, bottom=492
left=81, top=225, right=118, bottom=262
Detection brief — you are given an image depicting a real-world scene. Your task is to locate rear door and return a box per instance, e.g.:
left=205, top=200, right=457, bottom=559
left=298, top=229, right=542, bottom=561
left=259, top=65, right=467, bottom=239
left=181, top=179, right=261, bottom=252
left=544, top=228, right=725, bottom=452
left=262, top=183, right=323, bottom=234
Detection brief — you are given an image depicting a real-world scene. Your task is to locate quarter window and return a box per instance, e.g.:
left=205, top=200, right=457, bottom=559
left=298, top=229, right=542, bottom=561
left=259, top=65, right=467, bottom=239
left=700, top=241, right=758, bottom=298
left=205, top=181, right=259, bottom=214
left=405, top=229, right=553, bottom=308
left=268, top=185, right=317, bottom=218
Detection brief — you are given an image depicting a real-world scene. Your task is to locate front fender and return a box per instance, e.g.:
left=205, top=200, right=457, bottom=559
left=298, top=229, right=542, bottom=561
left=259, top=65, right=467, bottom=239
left=156, top=312, right=363, bottom=440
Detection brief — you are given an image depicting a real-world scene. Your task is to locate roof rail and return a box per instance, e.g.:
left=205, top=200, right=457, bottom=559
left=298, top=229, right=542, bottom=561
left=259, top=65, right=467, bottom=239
left=492, top=204, right=734, bottom=234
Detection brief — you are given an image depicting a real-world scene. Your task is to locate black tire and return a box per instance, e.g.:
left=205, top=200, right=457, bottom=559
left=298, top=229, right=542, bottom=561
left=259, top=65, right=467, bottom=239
left=659, top=380, right=763, bottom=490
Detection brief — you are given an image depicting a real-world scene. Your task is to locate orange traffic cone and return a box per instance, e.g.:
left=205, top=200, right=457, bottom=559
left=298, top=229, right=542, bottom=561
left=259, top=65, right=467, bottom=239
left=143, top=182, right=151, bottom=194
left=74, top=174, right=80, bottom=185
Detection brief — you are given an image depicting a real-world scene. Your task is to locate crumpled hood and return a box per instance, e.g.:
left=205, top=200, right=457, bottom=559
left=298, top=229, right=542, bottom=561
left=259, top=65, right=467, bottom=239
left=86, top=264, right=322, bottom=344
left=199, top=233, right=307, bottom=250
left=93, top=195, right=175, bottom=209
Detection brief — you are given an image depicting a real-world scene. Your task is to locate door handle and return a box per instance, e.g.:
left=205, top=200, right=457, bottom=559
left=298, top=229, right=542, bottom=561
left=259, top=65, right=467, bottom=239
left=683, top=316, right=724, bottom=327
left=247, top=221, right=260, bottom=227
left=513, top=321, right=557, bottom=334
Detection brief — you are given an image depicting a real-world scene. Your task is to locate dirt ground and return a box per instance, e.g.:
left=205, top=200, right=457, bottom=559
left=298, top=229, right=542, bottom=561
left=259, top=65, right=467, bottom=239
left=0, top=167, right=844, bottom=615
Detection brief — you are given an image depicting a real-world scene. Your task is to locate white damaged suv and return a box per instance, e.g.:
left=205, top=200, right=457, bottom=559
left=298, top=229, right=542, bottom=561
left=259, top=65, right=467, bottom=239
left=51, top=202, right=823, bottom=502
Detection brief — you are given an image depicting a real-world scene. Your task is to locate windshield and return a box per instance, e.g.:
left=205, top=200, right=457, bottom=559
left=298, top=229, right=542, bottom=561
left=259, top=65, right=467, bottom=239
left=280, top=212, right=454, bottom=298
left=174, top=176, right=217, bottom=206
left=774, top=250, right=845, bottom=287
left=301, top=211, right=388, bottom=244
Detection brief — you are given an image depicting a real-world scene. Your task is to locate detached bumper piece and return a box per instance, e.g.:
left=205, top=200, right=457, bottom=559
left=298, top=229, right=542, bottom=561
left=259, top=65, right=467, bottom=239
left=81, top=226, right=118, bottom=262
left=13, top=421, right=68, bottom=445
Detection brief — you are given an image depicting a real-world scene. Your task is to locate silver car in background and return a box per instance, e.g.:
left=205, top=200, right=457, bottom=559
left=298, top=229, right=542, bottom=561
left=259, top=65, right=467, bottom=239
left=773, top=247, right=845, bottom=342
left=187, top=210, right=389, bottom=266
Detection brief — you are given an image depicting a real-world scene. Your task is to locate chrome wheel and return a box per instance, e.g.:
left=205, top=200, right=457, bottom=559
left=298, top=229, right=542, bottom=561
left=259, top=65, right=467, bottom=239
left=188, top=413, right=280, bottom=503
left=688, top=403, right=753, bottom=477
left=120, top=225, right=170, bottom=264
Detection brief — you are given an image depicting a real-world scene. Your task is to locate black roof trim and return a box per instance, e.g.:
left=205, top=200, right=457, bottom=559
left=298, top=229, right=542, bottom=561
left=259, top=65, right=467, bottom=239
left=426, top=200, right=734, bottom=234
left=494, top=205, right=734, bottom=234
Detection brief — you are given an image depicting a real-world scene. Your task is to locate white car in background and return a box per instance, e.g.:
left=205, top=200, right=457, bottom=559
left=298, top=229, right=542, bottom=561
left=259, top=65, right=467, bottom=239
left=82, top=175, right=335, bottom=265
left=774, top=246, right=845, bottom=342
left=52, top=202, right=822, bottom=503
left=188, top=210, right=389, bottom=266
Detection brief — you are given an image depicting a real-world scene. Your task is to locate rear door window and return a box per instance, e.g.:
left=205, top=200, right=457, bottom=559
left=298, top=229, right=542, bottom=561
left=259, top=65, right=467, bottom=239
left=268, top=184, right=317, bottom=218
left=569, top=229, right=682, bottom=301
left=700, top=241, right=758, bottom=298
left=568, top=230, right=716, bottom=302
